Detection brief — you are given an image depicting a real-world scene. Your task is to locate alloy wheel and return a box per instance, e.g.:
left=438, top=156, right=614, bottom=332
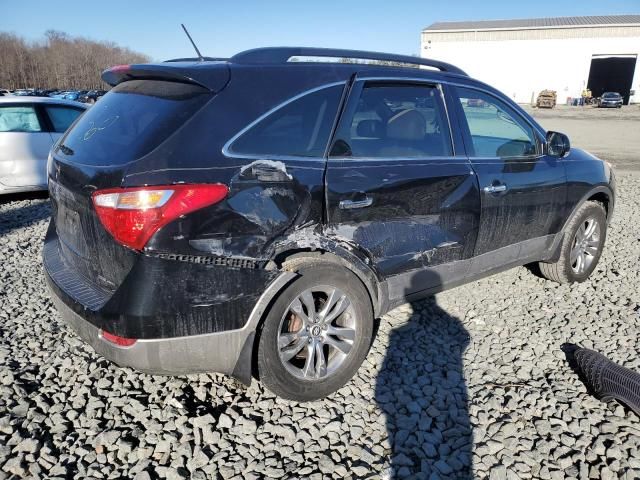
left=277, top=286, right=357, bottom=381
left=570, top=216, right=601, bottom=274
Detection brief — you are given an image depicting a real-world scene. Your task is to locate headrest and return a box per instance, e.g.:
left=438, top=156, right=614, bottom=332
left=356, top=119, right=385, bottom=138
left=386, top=109, right=425, bottom=141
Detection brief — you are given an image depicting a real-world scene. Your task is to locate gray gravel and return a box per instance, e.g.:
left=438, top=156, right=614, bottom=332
left=1, top=173, right=639, bottom=479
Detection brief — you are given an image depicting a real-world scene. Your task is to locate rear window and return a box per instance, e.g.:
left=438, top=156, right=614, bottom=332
left=54, top=80, right=211, bottom=165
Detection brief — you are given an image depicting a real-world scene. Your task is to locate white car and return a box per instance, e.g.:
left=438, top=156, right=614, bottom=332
left=0, top=97, right=88, bottom=194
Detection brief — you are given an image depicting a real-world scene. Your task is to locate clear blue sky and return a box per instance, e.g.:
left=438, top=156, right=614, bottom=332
left=4, top=0, right=639, bottom=61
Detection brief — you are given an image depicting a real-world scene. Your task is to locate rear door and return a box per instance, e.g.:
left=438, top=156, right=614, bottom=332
left=325, top=78, right=481, bottom=300
left=0, top=103, right=53, bottom=189
left=450, top=85, right=567, bottom=261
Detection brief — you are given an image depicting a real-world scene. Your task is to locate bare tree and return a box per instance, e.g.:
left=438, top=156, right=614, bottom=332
left=0, top=31, right=150, bottom=90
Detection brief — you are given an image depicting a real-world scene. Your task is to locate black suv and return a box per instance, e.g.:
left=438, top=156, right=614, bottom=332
left=44, top=48, right=615, bottom=401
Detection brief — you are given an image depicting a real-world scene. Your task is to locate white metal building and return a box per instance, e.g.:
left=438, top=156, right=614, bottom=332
left=421, top=15, right=640, bottom=104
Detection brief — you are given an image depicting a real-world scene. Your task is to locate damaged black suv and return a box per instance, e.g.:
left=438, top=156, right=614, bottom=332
left=44, top=48, right=615, bottom=401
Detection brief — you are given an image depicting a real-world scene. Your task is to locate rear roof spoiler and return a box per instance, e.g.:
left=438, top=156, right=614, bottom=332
left=101, top=62, right=229, bottom=91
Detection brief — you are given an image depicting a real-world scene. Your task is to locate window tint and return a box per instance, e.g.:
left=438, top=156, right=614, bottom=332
left=228, top=85, right=344, bottom=158
left=457, top=87, right=537, bottom=158
left=0, top=105, right=42, bottom=133
left=330, top=83, right=452, bottom=159
left=55, top=80, right=210, bottom=166
left=45, top=106, right=83, bottom=133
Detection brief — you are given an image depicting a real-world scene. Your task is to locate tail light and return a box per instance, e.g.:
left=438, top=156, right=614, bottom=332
left=100, top=329, right=137, bottom=347
left=92, top=184, right=228, bottom=250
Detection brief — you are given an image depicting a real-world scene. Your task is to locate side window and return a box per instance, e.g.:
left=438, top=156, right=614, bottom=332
left=45, top=106, right=83, bottom=133
left=330, top=83, right=452, bottom=158
left=0, top=105, right=42, bottom=133
left=456, top=87, right=538, bottom=158
left=228, top=84, right=344, bottom=158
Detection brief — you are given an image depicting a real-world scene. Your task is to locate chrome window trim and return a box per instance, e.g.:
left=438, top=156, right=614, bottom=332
left=221, top=81, right=347, bottom=161
left=221, top=75, right=546, bottom=162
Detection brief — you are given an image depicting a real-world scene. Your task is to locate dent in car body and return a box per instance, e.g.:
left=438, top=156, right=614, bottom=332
left=325, top=158, right=481, bottom=281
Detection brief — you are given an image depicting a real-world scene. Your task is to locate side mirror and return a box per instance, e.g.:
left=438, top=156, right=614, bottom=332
left=546, top=131, right=570, bottom=158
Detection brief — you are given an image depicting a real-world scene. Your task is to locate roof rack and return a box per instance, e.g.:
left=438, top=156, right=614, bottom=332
left=230, top=47, right=467, bottom=76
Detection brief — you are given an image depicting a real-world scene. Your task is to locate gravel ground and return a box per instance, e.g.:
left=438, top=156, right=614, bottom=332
left=1, top=173, right=639, bottom=480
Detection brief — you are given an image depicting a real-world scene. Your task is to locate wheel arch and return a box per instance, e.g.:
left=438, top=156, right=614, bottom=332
left=237, top=238, right=387, bottom=383
left=546, top=185, right=613, bottom=263
left=586, top=190, right=611, bottom=220
left=272, top=246, right=387, bottom=318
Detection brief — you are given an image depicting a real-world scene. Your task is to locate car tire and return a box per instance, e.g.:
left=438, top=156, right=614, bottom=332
left=539, top=201, right=607, bottom=284
left=256, top=263, right=373, bottom=401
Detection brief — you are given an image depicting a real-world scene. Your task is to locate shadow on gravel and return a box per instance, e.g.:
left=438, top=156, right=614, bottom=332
left=0, top=192, right=50, bottom=238
left=375, top=277, right=472, bottom=478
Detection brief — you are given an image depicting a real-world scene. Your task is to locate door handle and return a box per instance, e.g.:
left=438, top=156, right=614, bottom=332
left=339, top=197, right=373, bottom=210
left=483, top=184, right=508, bottom=194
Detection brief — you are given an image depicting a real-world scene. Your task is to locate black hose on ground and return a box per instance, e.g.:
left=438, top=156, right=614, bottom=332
left=562, top=343, right=640, bottom=416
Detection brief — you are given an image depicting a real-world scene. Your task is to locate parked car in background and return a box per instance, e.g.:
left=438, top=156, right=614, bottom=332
left=44, top=47, right=615, bottom=401
left=49, top=91, right=71, bottom=99
left=466, top=98, right=487, bottom=107
left=78, top=90, right=107, bottom=104
left=12, top=89, right=36, bottom=96
left=35, top=89, right=61, bottom=97
left=0, top=97, right=87, bottom=194
left=0, top=89, right=12, bottom=97
left=598, top=92, right=623, bottom=108
left=62, top=90, right=88, bottom=102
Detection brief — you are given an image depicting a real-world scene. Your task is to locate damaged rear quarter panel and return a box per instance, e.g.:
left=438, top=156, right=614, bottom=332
left=144, top=158, right=326, bottom=260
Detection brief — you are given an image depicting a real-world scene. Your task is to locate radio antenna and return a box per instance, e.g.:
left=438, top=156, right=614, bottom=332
left=181, top=24, right=204, bottom=61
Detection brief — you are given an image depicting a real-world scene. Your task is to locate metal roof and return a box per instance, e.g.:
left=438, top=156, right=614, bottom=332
left=425, top=14, right=640, bottom=32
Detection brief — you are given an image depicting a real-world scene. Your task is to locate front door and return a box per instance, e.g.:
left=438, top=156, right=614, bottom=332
left=449, top=85, right=567, bottom=262
left=325, top=79, right=481, bottom=300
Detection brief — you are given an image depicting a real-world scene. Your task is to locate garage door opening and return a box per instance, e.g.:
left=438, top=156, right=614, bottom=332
left=587, top=55, right=637, bottom=105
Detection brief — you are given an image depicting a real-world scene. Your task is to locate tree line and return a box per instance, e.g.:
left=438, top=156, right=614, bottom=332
left=0, top=30, right=151, bottom=90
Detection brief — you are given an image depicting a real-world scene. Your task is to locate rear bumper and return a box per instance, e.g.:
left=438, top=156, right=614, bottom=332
left=46, top=264, right=296, bottom=383
left=49, top=289, right=250, bottom=377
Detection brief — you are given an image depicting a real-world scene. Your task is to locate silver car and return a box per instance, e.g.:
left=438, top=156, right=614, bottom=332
left=0, top=97, right=87, bottom=194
